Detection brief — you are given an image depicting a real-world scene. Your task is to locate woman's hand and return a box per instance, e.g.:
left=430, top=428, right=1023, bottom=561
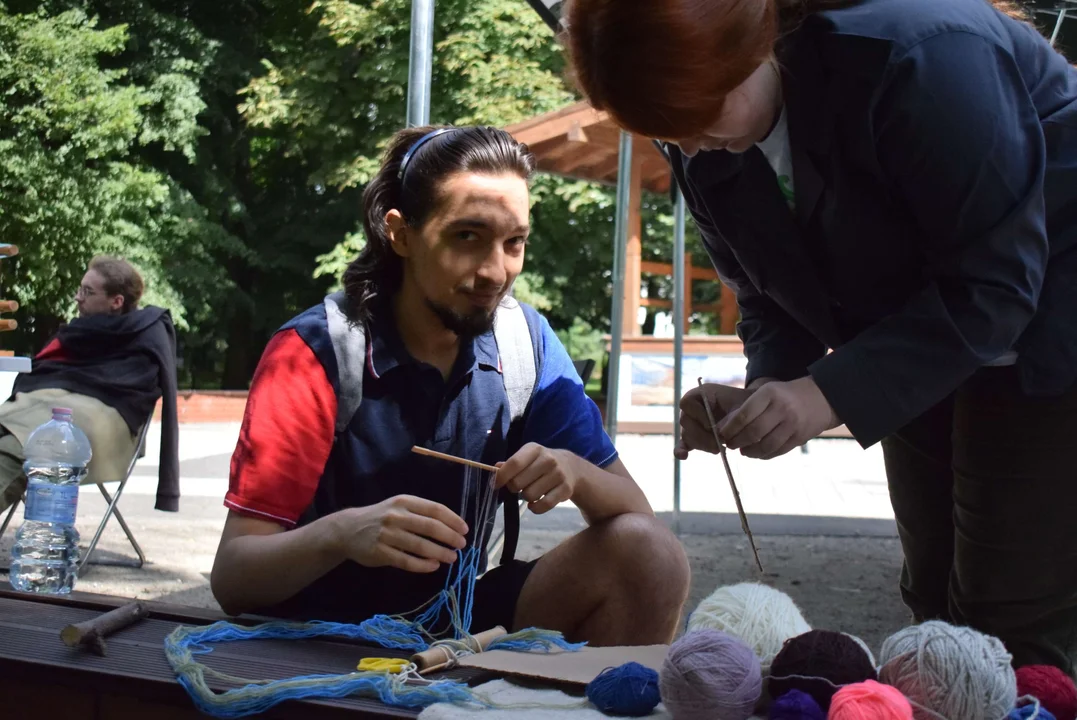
left=718, top=376, right=840, bottom=459
left=675, top=383, right=754, bottom=459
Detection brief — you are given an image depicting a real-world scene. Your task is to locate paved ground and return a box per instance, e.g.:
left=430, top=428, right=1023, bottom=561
left=0, top=422, right=911, bottom=654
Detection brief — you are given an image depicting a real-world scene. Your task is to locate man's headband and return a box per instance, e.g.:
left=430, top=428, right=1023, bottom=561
left=398, top=128, right=458, bottom=182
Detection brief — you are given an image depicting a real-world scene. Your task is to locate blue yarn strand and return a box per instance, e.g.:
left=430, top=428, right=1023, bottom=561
left=164, top=469, right=588, bottom=718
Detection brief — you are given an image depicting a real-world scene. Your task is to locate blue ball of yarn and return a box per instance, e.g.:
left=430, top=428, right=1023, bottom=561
left=586, top=662, right=662, bottom=717
left=769, top=689, right=826, bottom=720
left=1009, top=704, right=1057, bottom=720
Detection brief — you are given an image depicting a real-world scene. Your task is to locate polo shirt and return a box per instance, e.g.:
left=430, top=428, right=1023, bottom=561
left=224, top=298, right=617, bottom=622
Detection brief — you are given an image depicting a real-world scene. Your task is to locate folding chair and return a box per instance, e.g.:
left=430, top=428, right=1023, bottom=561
left=0, top=416, right=152, bottom=573
left=78, top=417, right=152, bottom=572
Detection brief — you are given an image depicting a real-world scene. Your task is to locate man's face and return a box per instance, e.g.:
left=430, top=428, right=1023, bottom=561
left=391, top=172, right=530, bottom=338
left=74, top=269, right=123, bottom=317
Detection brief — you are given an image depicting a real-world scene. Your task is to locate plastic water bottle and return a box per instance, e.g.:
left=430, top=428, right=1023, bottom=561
left=10, top=407, right=92, bottom=594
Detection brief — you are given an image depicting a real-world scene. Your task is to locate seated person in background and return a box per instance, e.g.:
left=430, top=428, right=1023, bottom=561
left=0, top=256, right=180, bottom=515
left=211, top=126, right=692, bottom=646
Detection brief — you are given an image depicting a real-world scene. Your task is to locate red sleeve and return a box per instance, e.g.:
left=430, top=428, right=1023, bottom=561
left=224, top=329, right=336, bottom=528
left=36, top=338, right=67, bottom=361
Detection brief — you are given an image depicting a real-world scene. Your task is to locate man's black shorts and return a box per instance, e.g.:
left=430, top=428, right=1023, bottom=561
left=469, top=558, right=540, bottom=633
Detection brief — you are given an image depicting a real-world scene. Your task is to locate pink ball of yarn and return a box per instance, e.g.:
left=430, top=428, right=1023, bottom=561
left=660, top=629, right=763, bottom=720
left=828, top=680, right=913, bottom=720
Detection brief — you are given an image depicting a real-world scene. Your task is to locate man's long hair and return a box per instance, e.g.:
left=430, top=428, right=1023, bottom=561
left=342, top=126, right=537, bottom=322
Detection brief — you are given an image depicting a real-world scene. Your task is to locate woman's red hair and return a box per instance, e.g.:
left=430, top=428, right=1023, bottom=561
left=563, top=0, right=779, bottom=140
left=562, top=0, right=1038, bottom=141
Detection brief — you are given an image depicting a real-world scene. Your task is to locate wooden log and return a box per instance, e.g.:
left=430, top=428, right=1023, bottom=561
left=60, top=601, right=149, bottom=656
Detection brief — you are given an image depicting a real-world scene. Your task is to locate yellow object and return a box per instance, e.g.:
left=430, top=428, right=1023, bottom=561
left=357, top=657, right=409, bottom=673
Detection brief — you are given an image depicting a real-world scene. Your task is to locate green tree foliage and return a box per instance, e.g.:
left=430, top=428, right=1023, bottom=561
left=0, top=0, right=717, bottom=388
left=0, top=7, right=200, bottom=328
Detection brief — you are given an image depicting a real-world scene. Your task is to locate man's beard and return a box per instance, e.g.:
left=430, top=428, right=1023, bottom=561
left=425, top=298, right=497, bottom=339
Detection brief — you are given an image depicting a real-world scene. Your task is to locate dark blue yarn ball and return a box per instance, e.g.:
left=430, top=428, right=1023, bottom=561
left=1008, top=703, right=1058, bottom=720
left=586, top=662, right=662, bottom=717
left=769, top=689, right=827, bottom=720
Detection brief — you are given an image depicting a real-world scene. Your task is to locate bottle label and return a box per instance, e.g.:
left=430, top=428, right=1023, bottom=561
left=24, top=483, right=79, bottom=525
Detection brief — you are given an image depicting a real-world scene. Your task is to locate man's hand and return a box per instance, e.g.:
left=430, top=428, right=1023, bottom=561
left=719, top=376, right=840, bottom=459
left=494, top=443, right=580, bottom=514
left=675, top=383, right=754, bottom=459
left=333, top=495, right=469, bottom=574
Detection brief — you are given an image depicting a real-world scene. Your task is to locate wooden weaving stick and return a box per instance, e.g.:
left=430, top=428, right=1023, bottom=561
left=60, top=600, right=149, bottom=656
left=697, top=377, right=764, bottom=573
left=411, top=445, right=498, bottom=473
left=410, top=625, right=507, bottom=674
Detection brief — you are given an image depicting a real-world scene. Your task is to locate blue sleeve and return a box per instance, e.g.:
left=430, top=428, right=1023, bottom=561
left=520, top=314, right=619, bottom=469
left=809, top=32, right=1047, bottom=448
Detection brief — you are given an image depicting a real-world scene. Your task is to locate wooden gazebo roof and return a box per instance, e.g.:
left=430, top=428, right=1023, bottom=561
left=504, top=102, right=672, bottom=193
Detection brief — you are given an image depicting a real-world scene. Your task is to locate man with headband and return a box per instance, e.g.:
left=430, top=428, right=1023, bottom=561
left=209, top=125, right=691, bottom=647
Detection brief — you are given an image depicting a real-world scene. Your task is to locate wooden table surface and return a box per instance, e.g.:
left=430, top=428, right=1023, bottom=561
left=0, top=585, right=493, bottom=720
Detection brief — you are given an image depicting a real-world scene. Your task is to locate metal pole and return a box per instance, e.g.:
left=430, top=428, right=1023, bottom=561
left=605, top=131, right=633, bottom=440
left=672, top=189, right=686, bottom=535
left=1051, top=8, right=1067, bottom=47
left=406, top=0, right=435, bottom=126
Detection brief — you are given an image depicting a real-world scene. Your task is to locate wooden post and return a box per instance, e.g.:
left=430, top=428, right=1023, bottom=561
left=720, top=283, right=738, bottom=335
left=621, top=147, right=644, bottom=337
left=683, top=253, right=693, bottom=334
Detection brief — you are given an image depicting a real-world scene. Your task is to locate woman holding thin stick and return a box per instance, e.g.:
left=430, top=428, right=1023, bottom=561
left=564, top=0, right=1077, bottom=673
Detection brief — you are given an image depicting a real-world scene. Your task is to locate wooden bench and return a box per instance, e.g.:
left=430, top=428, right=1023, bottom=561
left=0, top=586, right=493, bottom=720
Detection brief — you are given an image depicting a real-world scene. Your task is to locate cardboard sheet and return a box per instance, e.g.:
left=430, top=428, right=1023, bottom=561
left=456, top=644, right=670, bottom=686
left=417, top=679, right=674, bottom=719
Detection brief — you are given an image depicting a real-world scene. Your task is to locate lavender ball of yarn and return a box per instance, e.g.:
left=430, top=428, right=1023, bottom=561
left=660, top=629, right=763, bottom=720
left=769, top=689, right=826, bottom=719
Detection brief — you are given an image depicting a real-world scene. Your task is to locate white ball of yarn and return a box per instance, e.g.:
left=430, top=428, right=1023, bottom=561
left=878, top=620, right=1016, bottom=720
left=686, top=582, right=811, bottom=669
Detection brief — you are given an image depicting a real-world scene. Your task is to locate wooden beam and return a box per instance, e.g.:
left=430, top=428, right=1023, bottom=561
left=507, top=103, right=609, bottom=147
left=588, top=154, right=621, bottom=182
left=640, top=260, right=718, bottom=281
left=640, top=297, right=673, bottom=308
left=560, top=145, right=611, bottom=174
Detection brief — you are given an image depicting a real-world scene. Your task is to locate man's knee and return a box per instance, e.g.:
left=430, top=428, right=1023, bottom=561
left=597, top=513, right=691, bottom=599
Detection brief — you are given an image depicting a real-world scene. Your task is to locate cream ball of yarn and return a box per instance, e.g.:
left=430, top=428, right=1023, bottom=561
left=686, top=582, right=811, bottom=669
left=878, top=620, right=1016, bottom=720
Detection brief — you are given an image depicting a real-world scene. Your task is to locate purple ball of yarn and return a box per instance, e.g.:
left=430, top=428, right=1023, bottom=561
left=659, top=629, right=763, bottom=720
left=769, top=689, right=826, bottom=720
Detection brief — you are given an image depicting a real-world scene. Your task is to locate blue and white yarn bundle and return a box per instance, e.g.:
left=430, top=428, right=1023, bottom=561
left=164, top=465, right=584, bottom=718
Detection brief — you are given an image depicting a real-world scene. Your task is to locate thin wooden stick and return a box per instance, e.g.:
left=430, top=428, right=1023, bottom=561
left=410, top=625, right=507, bottom=674
left=697, top=378, right=764, bottom=573
left=411, top=445, right=498, bottom=473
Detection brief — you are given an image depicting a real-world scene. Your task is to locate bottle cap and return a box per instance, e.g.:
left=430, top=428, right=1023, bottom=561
left=52, top=407, right=73, bottom=417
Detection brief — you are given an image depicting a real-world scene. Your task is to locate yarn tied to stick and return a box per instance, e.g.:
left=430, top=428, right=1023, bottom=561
left=660, top=628, right=762, bottom=720
left=828, top=679, right=913, bottom=720
left=585, top=662, right=661, bottom=717
left=878, top=620, right=1016, bottom=720
left=768, top=629, right=877, bottom=711
left=769, top=688, right=826, bottom=719
left=1016, top=665, right=1077, bottom=720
